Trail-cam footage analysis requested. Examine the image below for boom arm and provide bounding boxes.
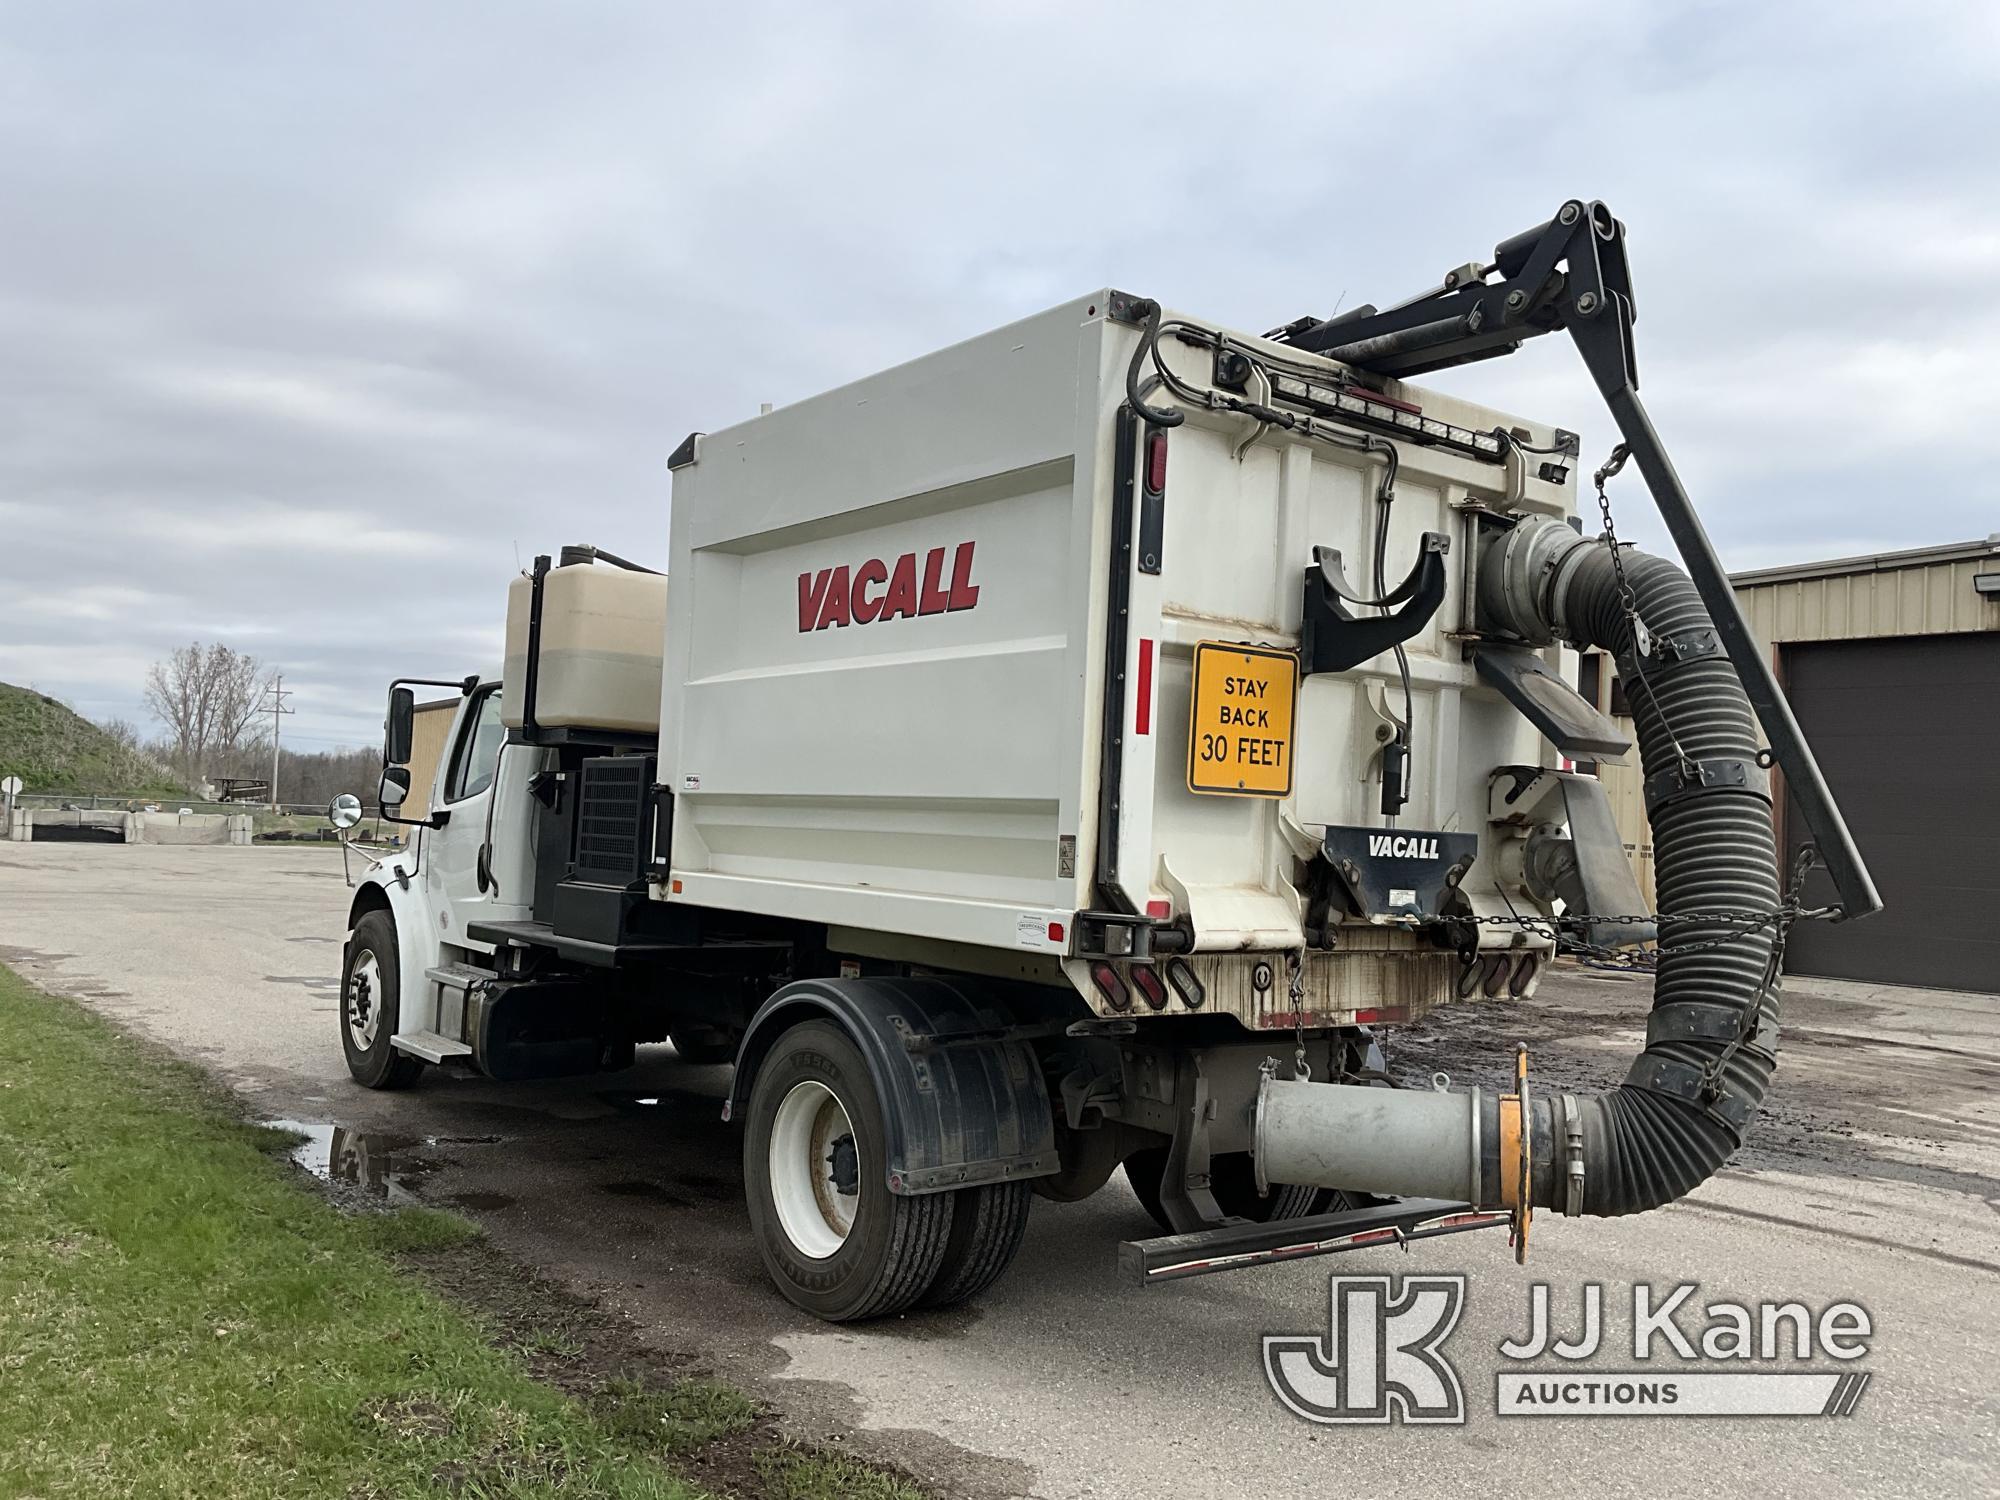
[1277,199,1880,920]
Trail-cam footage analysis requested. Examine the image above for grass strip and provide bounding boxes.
[0,962,719,1499]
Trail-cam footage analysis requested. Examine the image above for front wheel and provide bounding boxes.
[340,910,423,1090]
[743,1021,952,1321]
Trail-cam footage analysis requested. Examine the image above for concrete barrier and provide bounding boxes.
[133,811,253,846]
[11,809,252,845]
[13,809,136,842]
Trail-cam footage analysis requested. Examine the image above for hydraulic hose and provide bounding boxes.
[1256,520,1783,1218]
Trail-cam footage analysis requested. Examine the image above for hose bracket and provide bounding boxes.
[1624,1054,1756,1136]
[1642,754,1770,816]
[1301,534,1450,676]
[1639,627,1723,676]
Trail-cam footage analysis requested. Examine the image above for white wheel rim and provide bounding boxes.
[769,1080,860,1259]
[346,950,383,1050]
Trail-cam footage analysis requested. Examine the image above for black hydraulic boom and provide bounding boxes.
[1276,199,1881,921]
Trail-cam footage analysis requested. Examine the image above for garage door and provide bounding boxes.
[1782,632,2000,993]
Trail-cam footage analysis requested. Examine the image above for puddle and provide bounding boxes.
[268,1120,431,1203]
[0,944,76,967]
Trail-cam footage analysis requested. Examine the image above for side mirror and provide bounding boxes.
[327,792,363,830]
[385,686,416,766]
[378,766,411,811]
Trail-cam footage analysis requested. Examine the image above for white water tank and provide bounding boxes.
[502,563,669,734]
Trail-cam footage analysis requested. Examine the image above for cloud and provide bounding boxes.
[0,0,1995,749]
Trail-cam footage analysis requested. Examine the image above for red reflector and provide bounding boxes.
[1135,637,1154,736]
[1145,429,1168,493]
[1145,898,1170,918]
[1132,965,1168,1010]
[1047,921,1066,944]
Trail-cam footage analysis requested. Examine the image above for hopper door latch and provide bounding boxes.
[1301,532,1450,676]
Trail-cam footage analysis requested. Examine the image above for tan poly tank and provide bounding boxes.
[502,563,669,734]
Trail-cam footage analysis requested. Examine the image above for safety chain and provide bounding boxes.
[1288,950,1311,1081]
[1593,446,1697,782]
[1429,851,1835,974]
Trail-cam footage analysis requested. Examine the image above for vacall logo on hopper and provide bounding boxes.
[1366,833,1440,859]
[1264,1276,1874,1424]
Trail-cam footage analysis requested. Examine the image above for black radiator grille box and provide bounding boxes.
[574,755,650,885]
[548,754,677,948]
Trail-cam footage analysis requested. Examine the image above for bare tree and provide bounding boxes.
[143,643,270,787]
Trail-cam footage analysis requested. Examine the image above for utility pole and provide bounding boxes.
[262,675,294,810]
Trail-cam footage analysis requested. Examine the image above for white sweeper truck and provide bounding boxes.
[329,200,1878,1320]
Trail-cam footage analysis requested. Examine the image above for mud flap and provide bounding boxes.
[726,976,1059,1195]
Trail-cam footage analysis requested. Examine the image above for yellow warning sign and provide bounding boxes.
[1186,641,1298,797]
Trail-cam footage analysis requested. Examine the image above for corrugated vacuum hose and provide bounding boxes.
[1256,520,1810,1220]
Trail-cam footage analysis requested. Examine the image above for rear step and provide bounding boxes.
[390,1030,473,1063]
[1120,1198,1511,1285]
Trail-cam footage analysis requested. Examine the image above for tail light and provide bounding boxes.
[1131,965,1168,1011]
[1090,962,1131,1012]
[1144,428,1169,494]
[1165,958,1205,1009]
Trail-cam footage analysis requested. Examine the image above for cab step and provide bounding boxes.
[425,961,494,992]
[391,1030,473,1063]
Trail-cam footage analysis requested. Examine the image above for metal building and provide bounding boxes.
[1591,534,2000,993]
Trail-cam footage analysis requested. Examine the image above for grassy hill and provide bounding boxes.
[0,683,187,799]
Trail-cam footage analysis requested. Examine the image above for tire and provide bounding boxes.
[340,910,424,1090]
[743,1020,953,1322]
[917,1180,1032,1309]
[669,1027,737,1066]
[1123,1147,1329,1232]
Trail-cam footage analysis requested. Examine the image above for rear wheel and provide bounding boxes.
[918,1180,1032,1308]
[340,910,423,1090]
[744,1021,952,1321]
[1123,1146,1338,1232]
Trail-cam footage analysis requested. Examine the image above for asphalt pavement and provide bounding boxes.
[2,842,1995,1498]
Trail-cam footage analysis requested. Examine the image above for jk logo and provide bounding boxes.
[1264,1275,1468,1425]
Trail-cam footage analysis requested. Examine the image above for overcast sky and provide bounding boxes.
[3,1,1996,755]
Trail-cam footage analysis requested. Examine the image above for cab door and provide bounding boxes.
[427,683,532,945]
